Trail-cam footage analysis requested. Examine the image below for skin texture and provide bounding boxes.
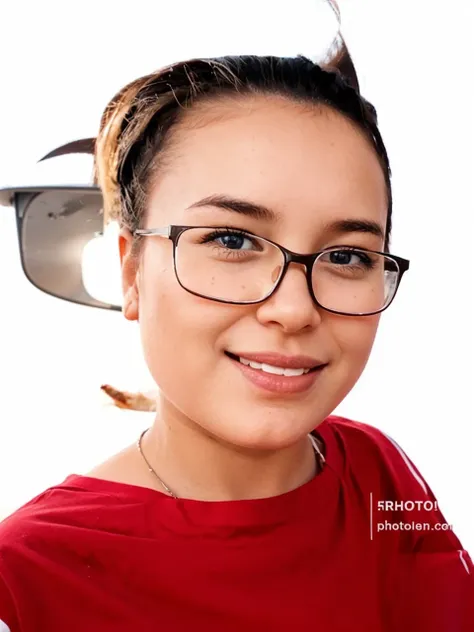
[92,96,388,501]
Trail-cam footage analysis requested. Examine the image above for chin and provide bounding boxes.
[100,372,338,450]
[201,405,323,451]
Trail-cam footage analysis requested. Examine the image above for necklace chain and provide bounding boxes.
[137,428,325,500]
[137,430,178,498]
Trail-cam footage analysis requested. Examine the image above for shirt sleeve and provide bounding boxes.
[329,417,474,631]
[389,436,473,631]
[363,423,474,631]
[0,572,16,632]
[378,430,470,551]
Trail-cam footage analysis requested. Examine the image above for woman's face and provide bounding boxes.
[120,96,388,449]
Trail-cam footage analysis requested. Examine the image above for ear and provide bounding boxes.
[119,227,140,321]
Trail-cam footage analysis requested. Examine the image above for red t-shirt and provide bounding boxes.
[0,416,472,632]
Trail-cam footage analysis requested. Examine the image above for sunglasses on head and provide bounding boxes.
[0,1,364,312]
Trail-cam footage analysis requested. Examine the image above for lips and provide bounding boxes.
[225,351,325,370]
[225,351,327,395]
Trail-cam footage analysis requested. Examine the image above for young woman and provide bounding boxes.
[0,52,472,631]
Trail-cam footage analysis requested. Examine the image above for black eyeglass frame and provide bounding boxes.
[135,224,410,317]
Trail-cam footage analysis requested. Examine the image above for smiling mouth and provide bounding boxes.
[225,352,324,377]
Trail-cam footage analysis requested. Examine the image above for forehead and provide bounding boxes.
[148,96,388,233]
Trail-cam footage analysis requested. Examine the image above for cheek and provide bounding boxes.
[331,315,380,369]
[137,262,238,388]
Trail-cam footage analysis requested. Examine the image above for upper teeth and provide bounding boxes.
[238,357,311,376]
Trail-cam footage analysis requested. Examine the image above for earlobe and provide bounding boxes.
[122,286,139,321]
[119,227,140,322]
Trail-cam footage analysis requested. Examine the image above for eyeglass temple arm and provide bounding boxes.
[134,227,171,238]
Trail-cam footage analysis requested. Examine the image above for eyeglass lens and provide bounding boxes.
[174,227,399,314]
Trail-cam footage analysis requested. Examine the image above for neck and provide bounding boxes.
[143,400,318,501]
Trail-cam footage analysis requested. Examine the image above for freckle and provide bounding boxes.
[271,266,281,283]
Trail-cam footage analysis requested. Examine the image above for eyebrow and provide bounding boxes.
[324,218,385,241]
[187,194,385,240]
[187,194,278,221]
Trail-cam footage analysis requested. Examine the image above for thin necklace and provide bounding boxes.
[137,428,325,500]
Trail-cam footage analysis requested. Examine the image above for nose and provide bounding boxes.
[255,262,322,333]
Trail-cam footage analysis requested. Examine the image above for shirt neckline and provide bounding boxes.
[63,418,342,527]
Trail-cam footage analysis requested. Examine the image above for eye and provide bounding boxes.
[324,249,375,268]
[215,232,254,250]
[200,229,261,251]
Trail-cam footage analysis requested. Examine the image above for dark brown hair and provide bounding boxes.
[95,50,392,249]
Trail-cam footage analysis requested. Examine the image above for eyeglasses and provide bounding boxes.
[134,225,410,316]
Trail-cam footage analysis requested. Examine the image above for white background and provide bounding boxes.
[0,0,473,550]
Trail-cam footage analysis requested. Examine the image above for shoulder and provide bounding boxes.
[0,485,64,631]
[0,476,155,630]
[322,416,471,557]
[322,414,431,496]
[0,475,138,574]
[0,476,144,629]
[0,478,88,558]
[0,473,149,541]
[323,419,474,623]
